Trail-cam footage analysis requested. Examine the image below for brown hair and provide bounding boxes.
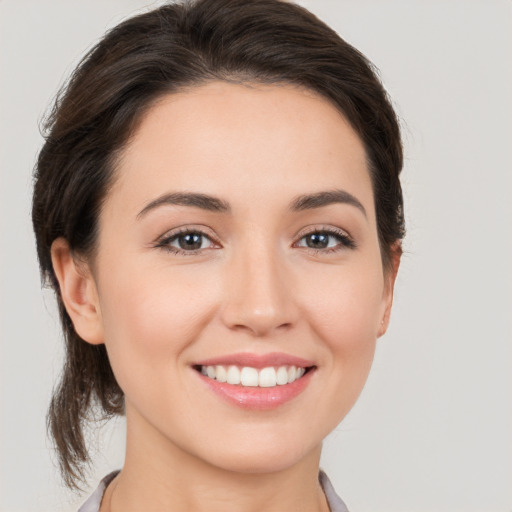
[32,0,404,490]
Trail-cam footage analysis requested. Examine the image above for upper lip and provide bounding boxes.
[193,352,315,369]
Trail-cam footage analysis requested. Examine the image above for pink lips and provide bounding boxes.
[193,352,316,410]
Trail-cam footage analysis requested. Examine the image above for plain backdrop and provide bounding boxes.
[1,1,511,511]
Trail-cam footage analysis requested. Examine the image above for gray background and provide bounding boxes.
[1,1,511,511]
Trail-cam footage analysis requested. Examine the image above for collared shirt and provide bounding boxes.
[78,469,349,511]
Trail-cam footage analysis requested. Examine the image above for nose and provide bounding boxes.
[220,242,298,337]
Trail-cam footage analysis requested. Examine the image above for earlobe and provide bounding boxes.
[50,238,104,345]
[377,243,402,338]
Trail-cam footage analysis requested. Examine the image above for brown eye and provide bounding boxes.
[296,229,356,252]
[157,230,217,254]
[304,232,330,249]
[175,232,204,250]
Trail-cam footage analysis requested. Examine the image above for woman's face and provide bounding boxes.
[80,81,396,473]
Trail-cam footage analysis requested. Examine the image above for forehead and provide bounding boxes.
[109,81,374,218]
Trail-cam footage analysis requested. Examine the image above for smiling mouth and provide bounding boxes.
[193,364,315,388]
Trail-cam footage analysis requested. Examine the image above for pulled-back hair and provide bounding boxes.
[32,0,404,490]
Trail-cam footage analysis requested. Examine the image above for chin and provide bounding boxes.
[194,434,322,475]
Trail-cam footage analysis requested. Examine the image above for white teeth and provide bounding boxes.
[199,364,309,387]
[276,366,289,385]
[226,365,241,385]
[240,367,259,387]
[259,367,276,387]
[215,365,227,383]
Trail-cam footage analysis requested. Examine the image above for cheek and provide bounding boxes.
[96,265,218,378]
[302,263,384,392]
[305,262,385,343]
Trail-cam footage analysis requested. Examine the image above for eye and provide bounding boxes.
[295,228,356,252]
[155,229,218,255]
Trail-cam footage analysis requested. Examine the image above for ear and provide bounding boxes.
[377,243,402,338]
[51,237,104,345]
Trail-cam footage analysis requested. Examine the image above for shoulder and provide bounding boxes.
[319,470,350,512]
[77,470,120,512]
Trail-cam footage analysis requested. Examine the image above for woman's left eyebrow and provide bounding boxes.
[289,189,367,218]
[136,188,366,219]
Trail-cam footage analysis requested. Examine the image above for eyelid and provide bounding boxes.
[154,225,222,254]
[293,225,356,251]
[153,223,356,256]
[294,224,351,240]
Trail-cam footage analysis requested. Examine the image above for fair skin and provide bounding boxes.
[52,81,399,512]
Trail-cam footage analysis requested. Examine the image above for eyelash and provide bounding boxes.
[154,227,219,256]
[295,227,356,253]
[154,226,356,256]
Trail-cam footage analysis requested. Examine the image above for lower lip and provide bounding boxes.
[196,369,314,410]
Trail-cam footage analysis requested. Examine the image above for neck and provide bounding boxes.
[106,405,329,512]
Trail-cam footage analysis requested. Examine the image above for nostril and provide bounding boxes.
[229,320,294,338]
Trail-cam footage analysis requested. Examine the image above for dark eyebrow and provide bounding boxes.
[137,192,231,219]
[289,189,367,217]
[137,188,366,219]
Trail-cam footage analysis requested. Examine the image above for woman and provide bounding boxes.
[32,0,404,510]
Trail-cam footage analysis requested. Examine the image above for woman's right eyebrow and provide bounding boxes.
[137,192,231,219]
